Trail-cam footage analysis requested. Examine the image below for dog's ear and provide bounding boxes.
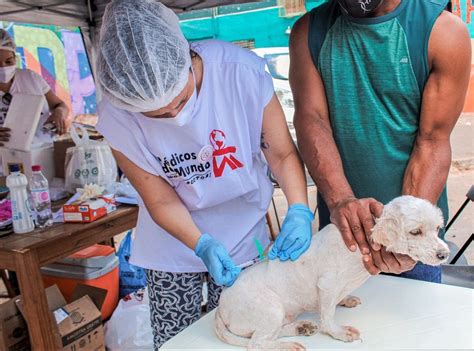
[371,207,402,248]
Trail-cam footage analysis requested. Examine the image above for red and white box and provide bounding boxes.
[63,196,116,223]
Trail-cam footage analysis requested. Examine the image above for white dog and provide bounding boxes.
[215,196,450,350]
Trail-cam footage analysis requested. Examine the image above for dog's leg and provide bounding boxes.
[318,283,360,342]
[279,320,319,337]
[247,320,306,351]
[338,295,362,308]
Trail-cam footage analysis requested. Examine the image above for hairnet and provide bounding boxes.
[97,0,191,112]
[0,29,16,53]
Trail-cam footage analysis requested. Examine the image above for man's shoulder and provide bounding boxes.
[429,10,471,62]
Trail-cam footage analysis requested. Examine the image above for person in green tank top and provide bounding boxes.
[290,0,471,283]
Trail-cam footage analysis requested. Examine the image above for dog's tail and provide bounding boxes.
[214,307,250,347]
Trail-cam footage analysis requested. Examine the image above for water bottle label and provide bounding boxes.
[32,188,50,203]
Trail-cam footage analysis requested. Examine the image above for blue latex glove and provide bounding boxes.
[268,204,314,261]
[195,233,242,287]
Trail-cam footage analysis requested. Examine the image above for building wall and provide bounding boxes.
[0,22,96,116]
[179,0,324,48]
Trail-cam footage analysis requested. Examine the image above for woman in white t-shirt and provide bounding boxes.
[97,1,313,348]
[0,29,70,145]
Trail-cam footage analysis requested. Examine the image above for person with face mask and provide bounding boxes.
[0,29,70,146]
[96,1,312,348]
[291,0,471,282]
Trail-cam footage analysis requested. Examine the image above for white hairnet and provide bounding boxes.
[0,29,16,53]
[97,0,191,112]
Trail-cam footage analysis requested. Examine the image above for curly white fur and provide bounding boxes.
[214,196,450,350]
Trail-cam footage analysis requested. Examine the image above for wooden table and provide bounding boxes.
[0,205,138,350]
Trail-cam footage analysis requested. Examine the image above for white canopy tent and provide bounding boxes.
[0,0,261,79]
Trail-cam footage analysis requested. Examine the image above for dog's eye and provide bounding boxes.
[409,229,422,236]
[436,226,441,231]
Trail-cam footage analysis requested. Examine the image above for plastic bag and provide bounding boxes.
[104,288,153,350]
[65,124,118,193]
[118,231,147,298]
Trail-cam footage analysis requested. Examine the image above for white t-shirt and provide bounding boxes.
[97,40,275,272]
[0,68,51,143]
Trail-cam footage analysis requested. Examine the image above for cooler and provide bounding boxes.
[41,244,119,319]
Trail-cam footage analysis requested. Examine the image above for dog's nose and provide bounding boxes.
[436,250,448,261]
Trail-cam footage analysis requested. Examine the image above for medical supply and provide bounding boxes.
[6,165,34,234]
[97,0,191,112]
[30,165,53,228]
[63,194,116,223]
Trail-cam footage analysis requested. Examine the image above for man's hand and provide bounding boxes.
[329,197,384,254]
[363,248,416,275]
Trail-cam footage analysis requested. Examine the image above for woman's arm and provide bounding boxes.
[112,148,201,249]
[262,94,314,262]
[45,90,70,135]
[261,94,308,206]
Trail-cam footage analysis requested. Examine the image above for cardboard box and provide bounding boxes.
[15,284,106,351]
[63,196,116,223]
[0,299,30,351]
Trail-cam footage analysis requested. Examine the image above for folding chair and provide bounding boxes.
[441,185,474,288]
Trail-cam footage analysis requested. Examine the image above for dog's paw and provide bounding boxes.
[335,326,360,342]
[296,321,319,336]
[338,295,362,308]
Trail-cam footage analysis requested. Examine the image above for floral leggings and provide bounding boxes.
[146,270,223,350]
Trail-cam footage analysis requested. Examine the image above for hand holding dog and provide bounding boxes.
[195,233,241,287]
[363,248,416,275]
[329,197,384,255]
[269,204,314,261]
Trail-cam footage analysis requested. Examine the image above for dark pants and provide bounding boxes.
[146,270,223,350]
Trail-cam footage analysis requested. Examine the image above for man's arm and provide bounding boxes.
[403,12,471,202]
[290,14,382,257]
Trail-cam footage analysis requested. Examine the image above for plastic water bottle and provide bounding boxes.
[6,165,35,234]
[30,165,53,228]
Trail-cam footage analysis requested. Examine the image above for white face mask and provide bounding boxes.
[157,75,198,127]
[0,65,15,83]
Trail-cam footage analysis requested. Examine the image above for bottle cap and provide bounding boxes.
[32,165,41,172]
[9,164,20,173]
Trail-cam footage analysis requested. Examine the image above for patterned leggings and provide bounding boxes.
[146,270,224,350]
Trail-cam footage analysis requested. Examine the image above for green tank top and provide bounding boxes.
[308,0,449,235]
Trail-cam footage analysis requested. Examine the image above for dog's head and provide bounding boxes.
[371,196,450,266]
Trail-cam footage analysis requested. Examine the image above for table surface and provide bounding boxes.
[162,275,474,350]
[0,205,137,254]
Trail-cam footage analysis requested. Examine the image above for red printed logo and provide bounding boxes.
[209,129,244,177]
